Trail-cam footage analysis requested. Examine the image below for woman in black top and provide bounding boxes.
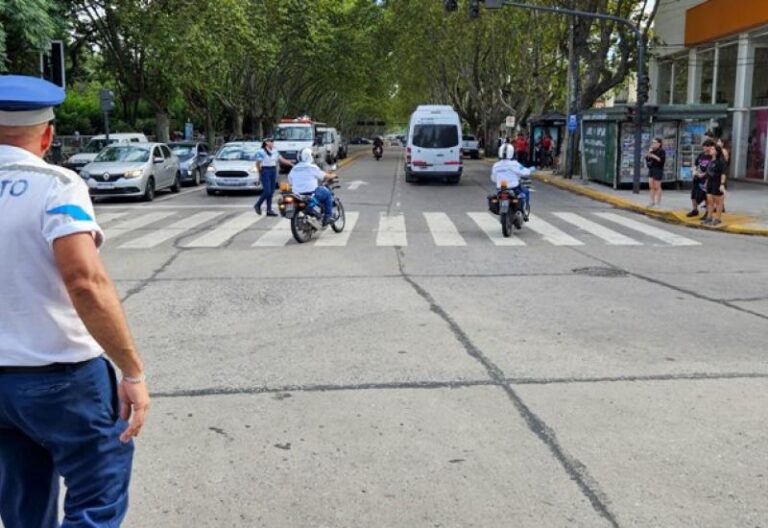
[645,137,666,207]
[701,139,727,226]
[687,150,710,217]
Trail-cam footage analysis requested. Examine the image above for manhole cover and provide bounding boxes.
[571,266,628,278]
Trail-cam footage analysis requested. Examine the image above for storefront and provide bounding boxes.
[650,0,768,182]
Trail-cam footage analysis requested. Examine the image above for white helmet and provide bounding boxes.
[498,143,515,160]
[299,147,314,163]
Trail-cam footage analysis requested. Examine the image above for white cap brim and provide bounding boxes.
[0,108,55,126]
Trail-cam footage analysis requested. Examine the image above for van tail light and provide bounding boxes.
[412,160,429,167]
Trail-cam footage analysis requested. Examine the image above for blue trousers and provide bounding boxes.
[256,167,277,212]
[0,357,134,528]
[313,186,334,220]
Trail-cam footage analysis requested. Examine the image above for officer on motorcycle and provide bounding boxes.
[372,136,384,157]
[491,144,533,220]
[288,147,335,226]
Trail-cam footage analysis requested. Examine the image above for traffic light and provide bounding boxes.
[444,0,458,12]
[637,75,650,104]
[469,0,480,18]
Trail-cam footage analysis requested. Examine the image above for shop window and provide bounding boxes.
[656,62,672,104]
[746,109,768,180]
[716,43,737,107]
[751,45,768,107]
[673,59,688,104]
[698,49,715,104]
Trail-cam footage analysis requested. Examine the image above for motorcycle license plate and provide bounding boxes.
[500,199,510,213]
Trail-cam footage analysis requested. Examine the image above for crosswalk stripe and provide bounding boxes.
[105,212,177,241]
[552,212,641,246]
[315,212,360,246]
[95,212,129,225]
[119,212,223,249]
[467,212,526,246]
[182,212,262,248]
[252,217,293,247]
[376,213,407,246]
[525,216,584,246]
[594,212,701,246]
[424,212,466,246]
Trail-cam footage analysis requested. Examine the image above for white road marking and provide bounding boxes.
[182,212,262,248]
[376,213,407,246]
[552,212,641,246]
[95,212,129,224]
[152,187,205,202]
[104,212,177,241]
[467,212,525,246]
[252,217,293,247]
[424,212,466,246]
[525,216,584,246]
[119,212,223,249]
[315,212,360,246]
[594,212,701,246]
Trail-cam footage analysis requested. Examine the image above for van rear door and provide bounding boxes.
[410,121,461,174]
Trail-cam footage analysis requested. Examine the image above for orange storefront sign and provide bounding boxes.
[685,0,768,46]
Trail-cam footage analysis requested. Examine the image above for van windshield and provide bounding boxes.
[274,126,313,141]
[82,138,117,154]
[412,125,459,149]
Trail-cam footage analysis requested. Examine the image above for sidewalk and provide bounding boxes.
[533,171,768,236]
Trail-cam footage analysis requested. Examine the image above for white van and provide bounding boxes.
[404,105,463,184]
[65,133,148,173]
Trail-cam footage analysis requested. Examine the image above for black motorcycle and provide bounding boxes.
[277,170,346,243]
[373,144,383,161]
[487,178,531,237]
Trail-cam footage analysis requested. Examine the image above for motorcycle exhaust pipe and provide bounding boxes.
[307,217,322,230]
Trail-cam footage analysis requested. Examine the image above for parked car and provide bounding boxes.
[317,126,341,164]
[462,134,481,159]
[205,141,262,195]
[81,143,181,201]
[350,137,372,144]
[64,133,148,173]
[169,141,212,186]
[337,134,348,159]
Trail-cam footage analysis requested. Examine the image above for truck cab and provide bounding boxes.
[273,118,325,172]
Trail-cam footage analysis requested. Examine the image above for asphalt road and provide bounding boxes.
[89,147,768,527]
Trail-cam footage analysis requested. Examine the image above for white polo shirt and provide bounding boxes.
[0,145,104,366]
[257,148,280,168]
[288,162,324,194]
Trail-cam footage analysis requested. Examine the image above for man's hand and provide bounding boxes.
[118,380,150,443]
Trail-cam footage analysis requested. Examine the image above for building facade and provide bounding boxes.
[650,0,768,181]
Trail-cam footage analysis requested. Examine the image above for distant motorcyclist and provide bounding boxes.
[372,136,384,158]
[288,147,335,226]
[491,144,533,220]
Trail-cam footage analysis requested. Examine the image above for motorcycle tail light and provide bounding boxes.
[284,196,294,203]
[298,202,306,209]
[491,198,498,203]
[500,192,509,199]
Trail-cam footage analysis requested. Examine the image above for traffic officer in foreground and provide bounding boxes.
[0,75,149,527]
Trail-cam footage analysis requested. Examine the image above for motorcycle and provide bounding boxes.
[373,144,383,161]
[487,177,531,237]
[277,167,346,244]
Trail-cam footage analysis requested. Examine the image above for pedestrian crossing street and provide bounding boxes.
[95,209,703,250]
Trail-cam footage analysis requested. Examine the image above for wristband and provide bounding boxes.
[122,373,146,384]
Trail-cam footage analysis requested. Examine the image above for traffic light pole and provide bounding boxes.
[493,1,647,193]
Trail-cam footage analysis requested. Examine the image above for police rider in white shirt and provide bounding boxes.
[288,147,335,225]
[491,143,533,220]
[0,75,149,527]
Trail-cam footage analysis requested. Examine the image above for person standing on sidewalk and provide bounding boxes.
[702,138,727,226]
[645,137,666,207]
[0,75,150,527]
[687,148,711,217]
[717,136,730,213]
[513,132,529,166]
[254,137,293,216]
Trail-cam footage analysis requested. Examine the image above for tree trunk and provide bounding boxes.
[155,111,170,143]
[231,110,244,139]
[205,110,216,148]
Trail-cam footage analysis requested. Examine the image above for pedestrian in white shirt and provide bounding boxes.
[0,75,149,527]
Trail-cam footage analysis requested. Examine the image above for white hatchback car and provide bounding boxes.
[205,142,263,195]
[81,143,181,201]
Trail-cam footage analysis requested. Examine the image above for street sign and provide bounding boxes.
[99,89,114,113]
[505,115,516,128]
[568,114,578,132]
[184,122,193,140]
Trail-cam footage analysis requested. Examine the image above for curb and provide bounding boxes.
[532,172,768,237]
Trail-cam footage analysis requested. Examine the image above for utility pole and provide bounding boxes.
[566,4,575,179]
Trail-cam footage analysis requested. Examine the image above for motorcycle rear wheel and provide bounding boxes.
[500,212,512,237]
[291,211,314,243]
[513,211,524,230]
[331,198,346,233]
